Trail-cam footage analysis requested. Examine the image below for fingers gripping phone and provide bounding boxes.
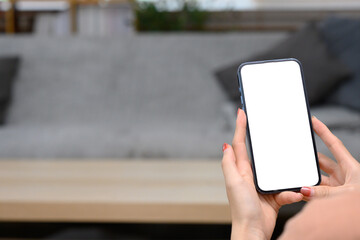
[237,59,321,194]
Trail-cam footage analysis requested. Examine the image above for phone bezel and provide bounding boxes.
[237,58,321,194]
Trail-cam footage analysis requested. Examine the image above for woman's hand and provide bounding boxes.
[222,109,303,240]
[300,116,360,199]
[279,116,360,240]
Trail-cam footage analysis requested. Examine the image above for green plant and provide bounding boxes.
[134,0,208,31]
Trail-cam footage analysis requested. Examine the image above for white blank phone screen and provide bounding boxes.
[240,60,319,192]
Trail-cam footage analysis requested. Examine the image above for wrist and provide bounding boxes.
[231,220,267,240]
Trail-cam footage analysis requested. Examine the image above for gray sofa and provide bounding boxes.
[0,33,359,160]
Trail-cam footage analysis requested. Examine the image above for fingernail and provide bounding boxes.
[222,143,229,152]
[312,115,317,119]
[237,108,240,116]
[301,187,314,197]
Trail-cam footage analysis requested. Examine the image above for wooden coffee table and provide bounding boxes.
[0,160,230,223]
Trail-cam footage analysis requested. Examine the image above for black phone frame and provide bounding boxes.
[237,58,321,194]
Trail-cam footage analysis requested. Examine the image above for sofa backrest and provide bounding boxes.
[0,33,287,128]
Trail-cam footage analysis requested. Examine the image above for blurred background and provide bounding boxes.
[0,0,360,239]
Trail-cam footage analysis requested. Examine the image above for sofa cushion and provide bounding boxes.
[311,105,360,129]
[0,123,233,158]
[0,56,20,125]
[320,17,360,111]
[5,34,286,127]
[214,23,351,106]
[315,128,360,161]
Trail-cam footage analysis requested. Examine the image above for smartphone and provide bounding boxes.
[237,58,321,194]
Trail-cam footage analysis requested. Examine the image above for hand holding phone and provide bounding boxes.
[222,110,360,240]
[223,62,360,238]
[222,109,304,240]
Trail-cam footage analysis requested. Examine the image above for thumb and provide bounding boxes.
[301,186,339,199]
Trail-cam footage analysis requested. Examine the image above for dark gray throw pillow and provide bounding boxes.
[214,23,352,106]
[0,56,20,125]
[319,17,360,111]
